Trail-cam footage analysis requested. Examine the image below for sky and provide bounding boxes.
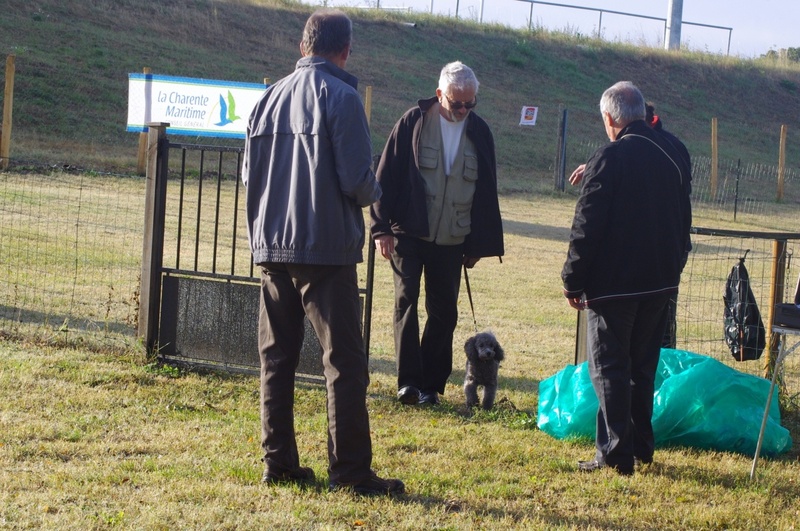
[306,0,800,58]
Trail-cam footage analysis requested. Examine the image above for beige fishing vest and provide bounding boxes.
[418,106,478,245]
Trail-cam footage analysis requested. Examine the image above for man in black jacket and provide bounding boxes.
[371,61,504,406]
[561,81,692,475]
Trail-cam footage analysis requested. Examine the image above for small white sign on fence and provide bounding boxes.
[127,73,267,138]
[519,105,538,126]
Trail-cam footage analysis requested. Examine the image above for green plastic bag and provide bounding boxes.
[537,348,792,456]
[535,361,596,441]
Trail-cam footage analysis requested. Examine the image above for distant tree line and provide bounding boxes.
[762,47,800,62]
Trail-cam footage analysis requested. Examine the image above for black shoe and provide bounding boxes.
[397,386,420,405]
[330,472,405,496]
[578,459,633,476]
[418,390,440,405]
[634,456,653,467]
[262,466,315,485]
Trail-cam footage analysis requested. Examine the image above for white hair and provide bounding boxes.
[438,61,479,95]
[600,81,645,123]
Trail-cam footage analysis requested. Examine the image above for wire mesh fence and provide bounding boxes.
[678,231,800,408]
[691,157,800,217]
[1,166,798,403]
[0,172,143,350]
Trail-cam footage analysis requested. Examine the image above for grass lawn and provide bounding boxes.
[2,193,800,529]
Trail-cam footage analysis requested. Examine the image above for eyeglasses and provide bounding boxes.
[444,94,478,110]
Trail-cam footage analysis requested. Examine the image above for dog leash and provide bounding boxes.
[463,264,479,334]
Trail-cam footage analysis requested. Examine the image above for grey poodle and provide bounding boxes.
[463,331,505,410]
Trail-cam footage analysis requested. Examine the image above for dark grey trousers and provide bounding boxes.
[258,262,372,484]
[585,293,671,471]
[391,237,464,395]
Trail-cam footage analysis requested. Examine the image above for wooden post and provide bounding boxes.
[764,239,787,379]
[1,54,15,171]
[138,122,170,354]
[777,124,787,201]
[136,67,152,176]
[711,117,718,201]
[364,85,372,125]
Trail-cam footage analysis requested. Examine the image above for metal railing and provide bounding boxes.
[312,1,733,54]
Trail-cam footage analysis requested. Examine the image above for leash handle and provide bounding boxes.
[463,264,479,334]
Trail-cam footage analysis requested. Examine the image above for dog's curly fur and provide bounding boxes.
[463,331,505,410]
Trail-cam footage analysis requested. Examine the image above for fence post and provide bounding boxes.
[363,85,374,356]
[138,122,170,354]
[528,1,534,31]
[733,159,741,221]
[554,108,568,191]
[777,124,787,201]
[764,239,787,379]
[574,310,587,364]
[1,54,15,171]
[597,11,603,39]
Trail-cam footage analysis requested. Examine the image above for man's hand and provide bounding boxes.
[463,256,480,269]
[563,289,586,310]
[375,235,395,260]
[569,164,586,186]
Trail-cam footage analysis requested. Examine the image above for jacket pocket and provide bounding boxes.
[419,146,439,169]
[449,201,472,237]
[462,153,478,182]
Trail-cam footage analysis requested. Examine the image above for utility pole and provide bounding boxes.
[665,0,683,51]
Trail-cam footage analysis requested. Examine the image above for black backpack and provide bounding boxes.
[723,252,766,361]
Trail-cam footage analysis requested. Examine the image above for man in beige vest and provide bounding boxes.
[370,61,504,406]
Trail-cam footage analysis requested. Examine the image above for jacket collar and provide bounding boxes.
[295,55,359,90]
[616,119,650,140]
[417,96,438,113]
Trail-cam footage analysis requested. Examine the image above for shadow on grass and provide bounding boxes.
[0,304,135,336]
[368,354,541,397]
[503,219,571,241]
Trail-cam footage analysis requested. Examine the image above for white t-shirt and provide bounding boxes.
[440,115,467,176]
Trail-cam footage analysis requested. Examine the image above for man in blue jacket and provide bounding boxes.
[562,81,692,475]
[242,9,403,496]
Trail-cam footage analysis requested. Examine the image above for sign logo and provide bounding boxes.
[214,91,242,126]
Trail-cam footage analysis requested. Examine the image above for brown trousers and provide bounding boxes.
[258,262,372,484]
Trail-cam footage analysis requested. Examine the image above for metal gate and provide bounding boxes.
[137,124,375,381]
